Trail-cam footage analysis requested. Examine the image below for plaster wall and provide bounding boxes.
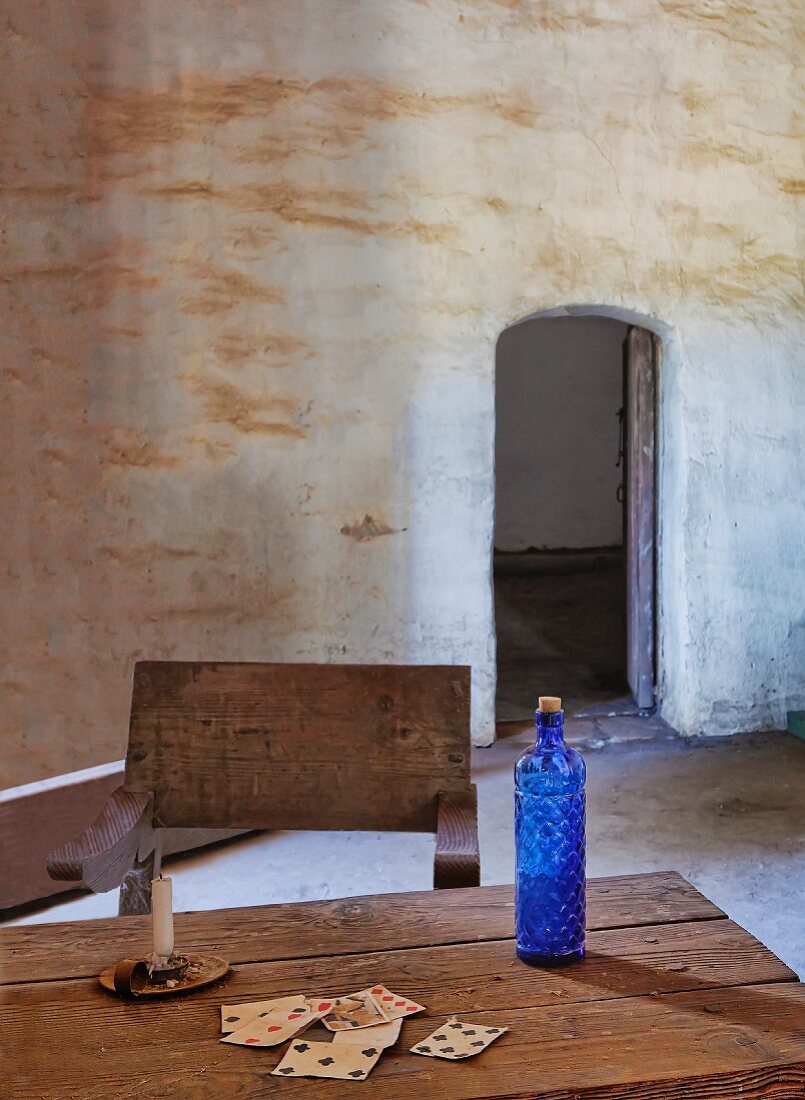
[1,1,803,785]
[495,316,625,550]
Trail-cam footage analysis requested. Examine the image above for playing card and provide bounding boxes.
[305,995,344,1018]
[410,1018,507,1060]
[300,1022,336,1043]
[321,988,389,1031]
[332,1016,403,1049]
[221,996,338,1047]
[272,1039,383,1080]
[366,985,426,1021]
[220,996,300,1034]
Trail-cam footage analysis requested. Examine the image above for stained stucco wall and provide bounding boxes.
[495,316,626,550]
[2,1,803,785]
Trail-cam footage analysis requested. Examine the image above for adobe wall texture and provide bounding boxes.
[2,1,802,784]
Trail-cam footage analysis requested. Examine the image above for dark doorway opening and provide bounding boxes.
[494,314,657,721]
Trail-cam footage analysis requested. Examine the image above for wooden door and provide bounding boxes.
[625,327,657,709]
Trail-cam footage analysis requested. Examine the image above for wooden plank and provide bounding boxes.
[626,326,656,709]
[0,764,245,913]
[0,872,724,984]
[392,985,805,1100]
[162,918,800,1015]
[0,762,123,910]
[5,978,803,1098]
[0,761,244,913]
[434,786,480,888]
[45,788,152,892]
[125,662,472,831]
[3,916,794,1021]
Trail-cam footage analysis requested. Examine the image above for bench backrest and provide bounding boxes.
[124,662,472,831]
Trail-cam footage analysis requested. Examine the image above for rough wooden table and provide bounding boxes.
[3,872,804,1098]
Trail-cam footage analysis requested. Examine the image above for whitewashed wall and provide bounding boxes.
[1,0,803,784]
[495,316,625,550]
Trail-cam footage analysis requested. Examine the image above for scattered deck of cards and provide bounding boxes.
[220,984,507,1081]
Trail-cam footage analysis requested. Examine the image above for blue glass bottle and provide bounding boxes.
[515,696,586,965]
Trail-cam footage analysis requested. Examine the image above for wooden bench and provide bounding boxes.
[46,662,479,914]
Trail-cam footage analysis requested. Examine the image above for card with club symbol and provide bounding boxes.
[411,1018,507,1059]
[220,995,301,1034]
[221,996,339,1047]
[272,1038,383,1080]
[321,988,390,1031]
[366,985,426,1021]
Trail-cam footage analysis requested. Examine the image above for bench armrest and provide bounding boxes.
[46,787,153,894]
[434,786,480,889]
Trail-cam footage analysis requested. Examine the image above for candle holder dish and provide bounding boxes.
[99,953,230,998]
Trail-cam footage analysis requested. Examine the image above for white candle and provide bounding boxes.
[151,876,174,961]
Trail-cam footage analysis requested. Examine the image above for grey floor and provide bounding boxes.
[14,730,805,979]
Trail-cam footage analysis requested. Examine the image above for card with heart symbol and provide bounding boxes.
[321,988,390,1031]
[410,1017,507,1060]
[366,985,426,1022]
[272,1039,383,1080]
[221,996,338,1047]
[332,1016,403,1049]
[220,996,300,1034]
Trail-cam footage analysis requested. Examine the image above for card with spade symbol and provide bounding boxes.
[410,1017,507,1059]
[272,1039,383,1080]
[321,988,389,1031]
[366,985,426,1021]
[221,996,338,1047]
[220,995,300,1034]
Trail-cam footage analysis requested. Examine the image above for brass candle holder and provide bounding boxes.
[100,952,230,998]
[98,837,230,998]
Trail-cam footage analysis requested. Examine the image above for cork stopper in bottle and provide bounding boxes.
[539,696,562,713]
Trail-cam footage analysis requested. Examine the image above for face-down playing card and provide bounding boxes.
[221,996,339,1047]
[272,1039,383,1080]
[411,1018,507,1059]
[321,989,389,1031]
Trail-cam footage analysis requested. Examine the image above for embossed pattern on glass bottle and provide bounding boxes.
[514,706,586,963]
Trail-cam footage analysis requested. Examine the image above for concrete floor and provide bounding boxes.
[13,730,805,980]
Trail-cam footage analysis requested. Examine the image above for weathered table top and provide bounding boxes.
[3,871,804,1098]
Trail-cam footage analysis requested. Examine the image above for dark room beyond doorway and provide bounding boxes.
[495,313,653,721]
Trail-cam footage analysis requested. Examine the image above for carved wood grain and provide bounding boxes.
[626,326,657,709]
[45,787,152,893]
[434,786,480,888]
[0,872,723,985]
[3,881,802,1100]
[125,662,472,831]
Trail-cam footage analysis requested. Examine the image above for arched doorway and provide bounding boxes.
[494,307,660,720]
